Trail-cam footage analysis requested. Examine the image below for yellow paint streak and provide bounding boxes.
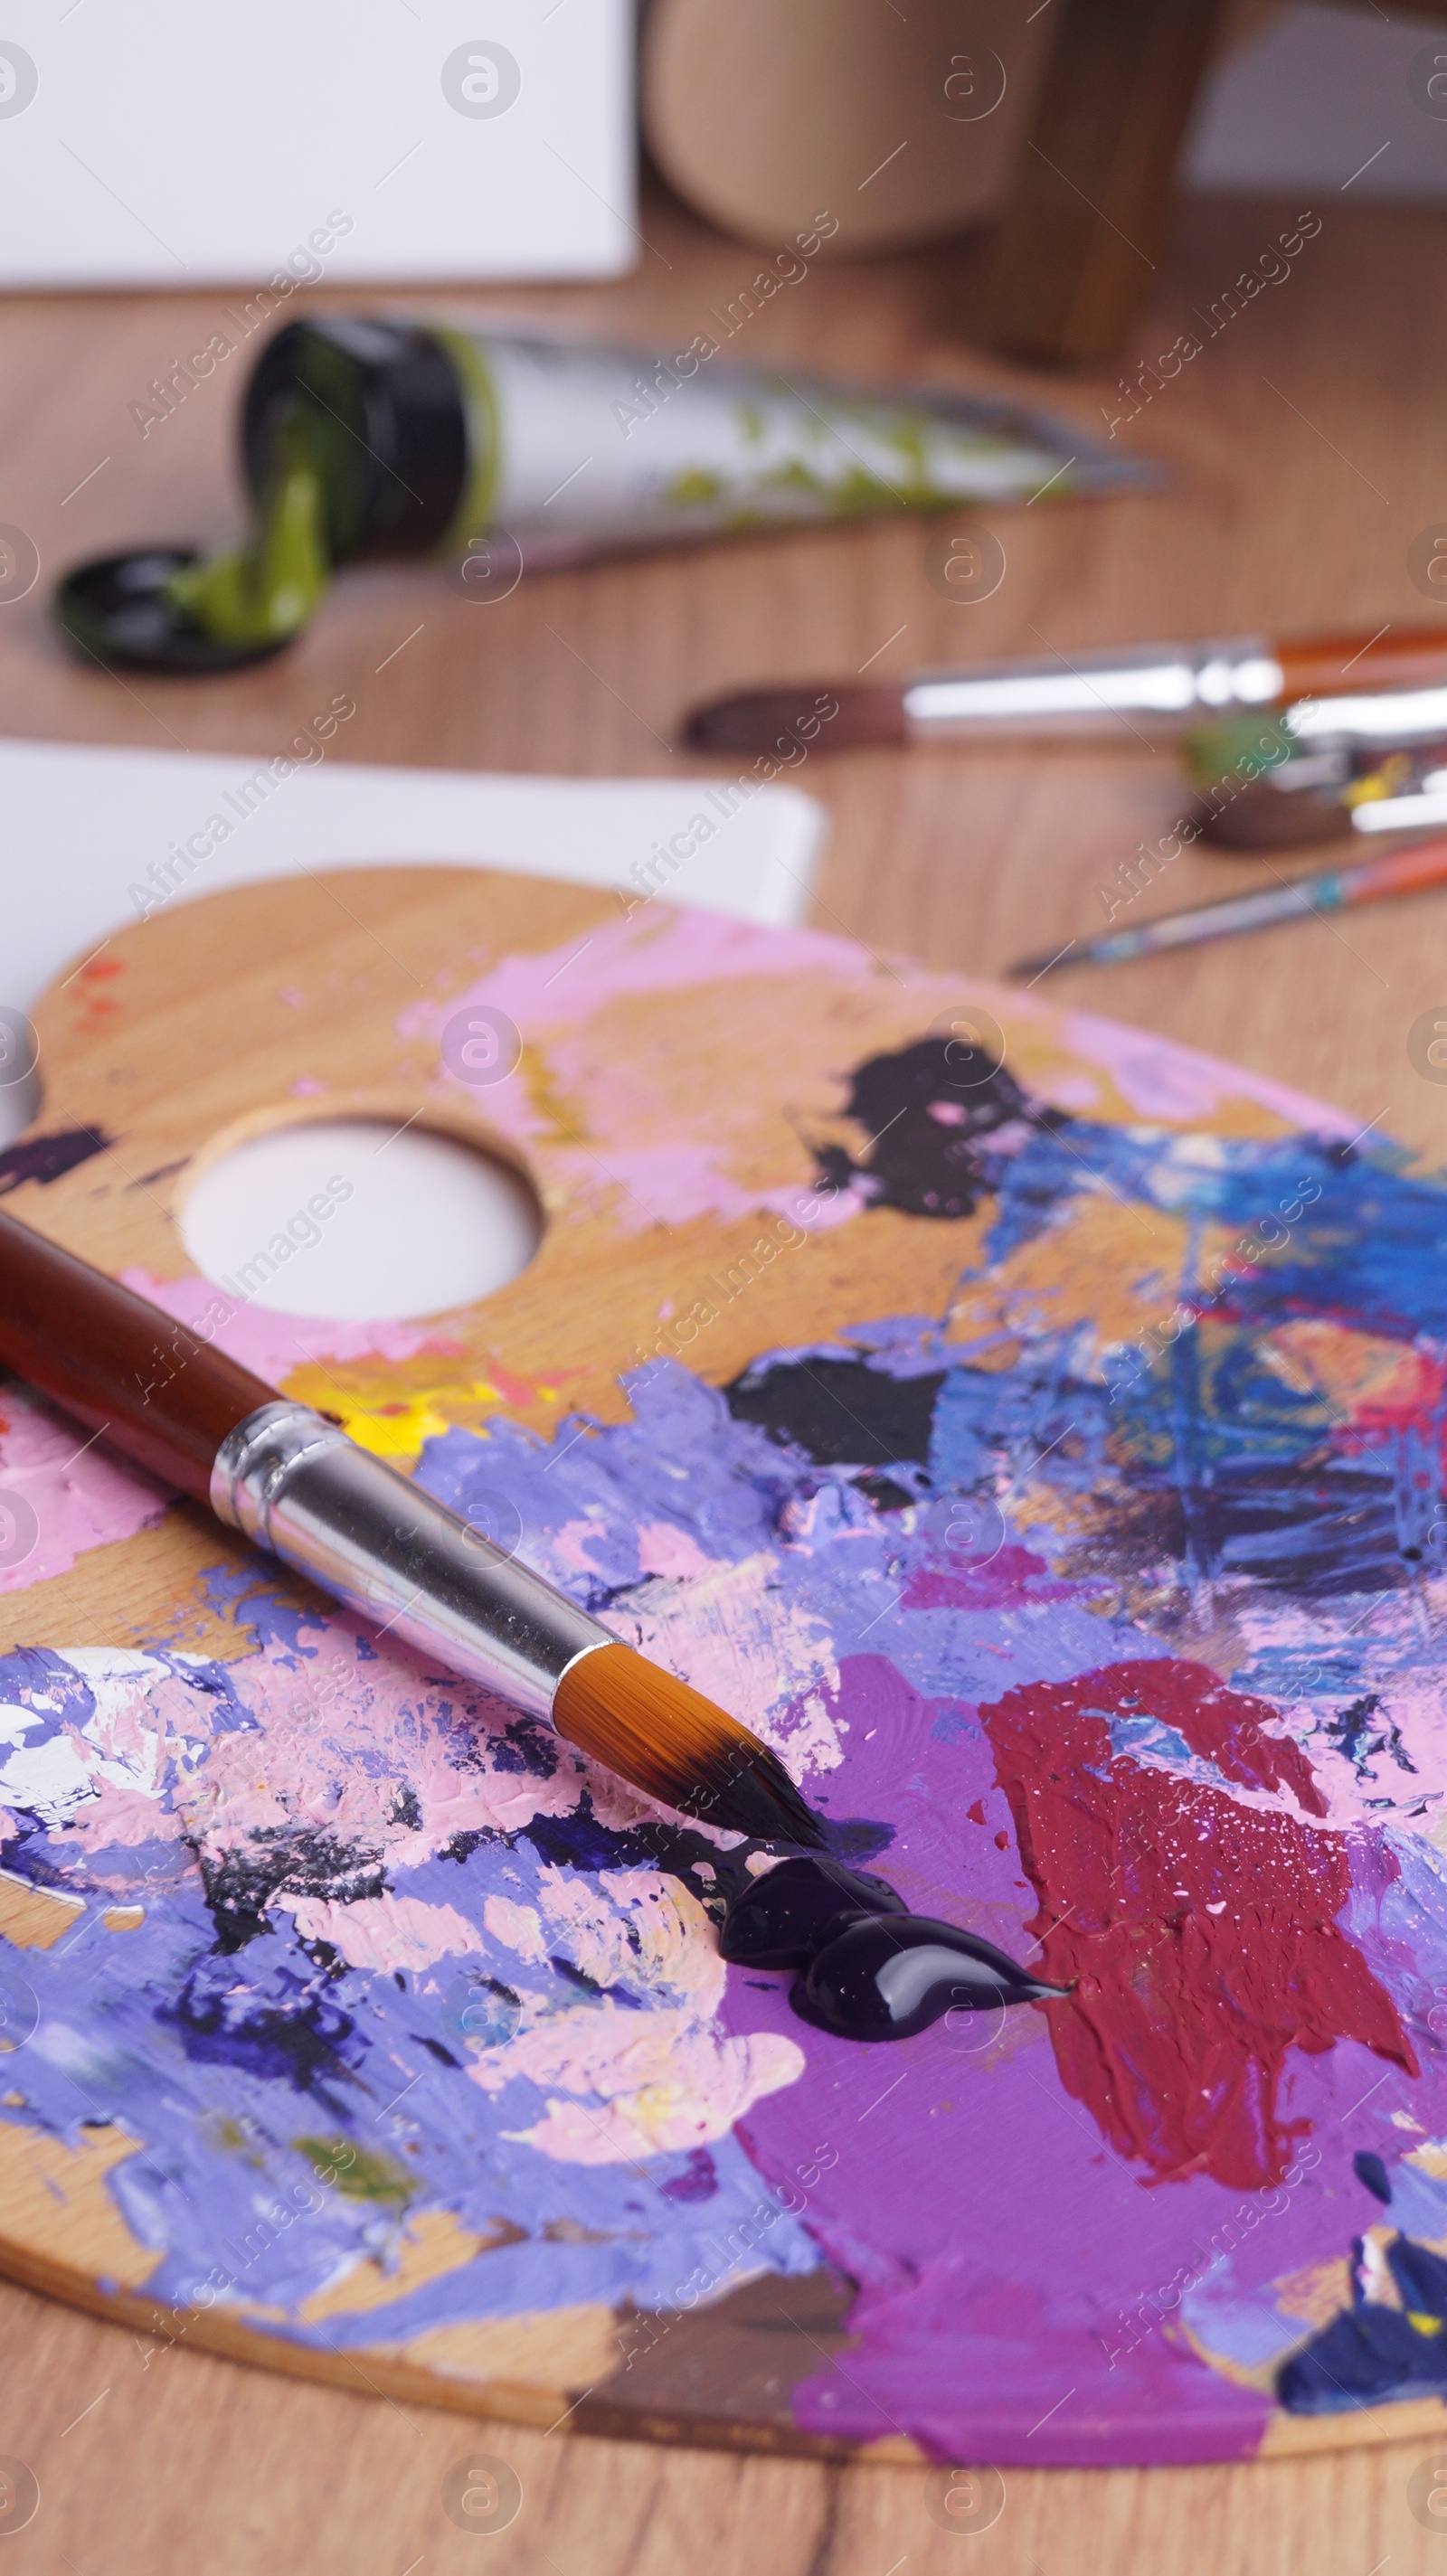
[281,1353,567,1462]
[515,1038,593,1149]
[345,1405,455,1461]
[0,1872,84,1950]
[1007,1480,1110,1543]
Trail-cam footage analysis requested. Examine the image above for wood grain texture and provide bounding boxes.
[3,175,1447,2575]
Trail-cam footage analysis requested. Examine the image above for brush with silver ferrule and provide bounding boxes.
[1190,734,1447,852]
[0,1208,823,1848]
[682,627,1447,756]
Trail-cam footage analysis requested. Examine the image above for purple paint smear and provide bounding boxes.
[0,1124,110,1196]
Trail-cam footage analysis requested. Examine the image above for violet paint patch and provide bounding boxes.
[0,1125,111,1197]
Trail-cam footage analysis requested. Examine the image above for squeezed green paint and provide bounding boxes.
[667,467,726,509]
[295,2135,417,2206]
[166,425,333,649]
[1183,716,1295,788]
[689,392,1080,528]
[212,2115,264,2163]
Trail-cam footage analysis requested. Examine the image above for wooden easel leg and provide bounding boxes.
[972,0,1230,366]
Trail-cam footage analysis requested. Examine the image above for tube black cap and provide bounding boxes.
[241,316,468,564]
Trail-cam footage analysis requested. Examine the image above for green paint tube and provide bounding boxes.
[56,316,1158,672]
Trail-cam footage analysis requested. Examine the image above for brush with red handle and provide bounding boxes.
[0,1208,822,1848]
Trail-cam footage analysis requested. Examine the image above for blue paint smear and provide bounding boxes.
[1278,2154,1447,2414]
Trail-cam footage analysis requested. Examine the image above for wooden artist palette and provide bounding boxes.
[5,863,1447,2466]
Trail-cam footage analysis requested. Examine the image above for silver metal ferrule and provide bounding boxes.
[902,638,1284,740]
[1284,684,1447,750]
[210,1400,610,1722]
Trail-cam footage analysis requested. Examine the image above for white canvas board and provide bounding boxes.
[0,0,637,288]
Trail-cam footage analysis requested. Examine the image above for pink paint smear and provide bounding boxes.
[1061,1008,1357,1135]
[119,1269,450,1388]
[0,1383,171,1594]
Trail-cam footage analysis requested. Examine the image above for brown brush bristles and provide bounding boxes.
[682,682,906,757]
[552,1644,823,1846]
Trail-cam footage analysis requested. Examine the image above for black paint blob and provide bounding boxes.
[724,1354,944,1471]
[198,1826,385,1954]
[718,1858,1070,2045]
[165,1951,356,2091]
[791,1914,1070,2043]
[815,1034,1067,1222]
[719,1855,906,1971]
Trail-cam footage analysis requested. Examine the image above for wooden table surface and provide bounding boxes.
[3,175,1447,2576]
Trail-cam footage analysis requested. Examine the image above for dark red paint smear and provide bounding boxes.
[978,1657,1416,2189]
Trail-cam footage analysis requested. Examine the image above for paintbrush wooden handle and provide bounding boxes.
[0,1208,274,1499]
[0,1213,819,1844]
[1278,628,1447,697]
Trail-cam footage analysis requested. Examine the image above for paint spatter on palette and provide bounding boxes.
[725,1350,943,1489]
[14,1017,1447,2459]
[0,1125,110,1196]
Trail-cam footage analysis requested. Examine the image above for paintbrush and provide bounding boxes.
[1008,835,1447,981]
[684,629,1447,755]
[1188,732,1447,852]
[0,1209,822,1848]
